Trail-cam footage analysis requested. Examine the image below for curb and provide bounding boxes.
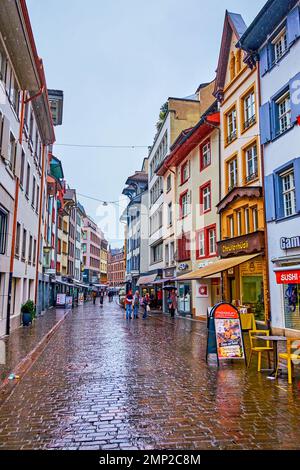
[0,309,70,408]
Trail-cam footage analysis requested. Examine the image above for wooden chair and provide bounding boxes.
[248,330,273,372]
[275,338,300,384]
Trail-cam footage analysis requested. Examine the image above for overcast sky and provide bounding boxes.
[27,0,265,247]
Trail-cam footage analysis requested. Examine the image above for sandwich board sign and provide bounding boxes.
[206,302,246,366]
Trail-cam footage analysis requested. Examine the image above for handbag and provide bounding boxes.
[146,305,151,312]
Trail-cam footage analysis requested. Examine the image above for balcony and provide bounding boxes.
[245,171,258,184]
[243,115,256,130]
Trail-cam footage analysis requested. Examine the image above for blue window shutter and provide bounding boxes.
[264,174,276,222]
[287,7,300,46]
[289,72,300,123]
[294,158,300,213]
[259,102,272,144]
[274,172,285,219]
[260,45,269,77]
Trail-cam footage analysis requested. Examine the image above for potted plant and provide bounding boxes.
[21,300,36,326]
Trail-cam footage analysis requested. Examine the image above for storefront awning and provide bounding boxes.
[152,277,176,285]
[136,274,157,286]
[176,254,262,281]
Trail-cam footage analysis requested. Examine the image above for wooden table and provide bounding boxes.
[255,336,287,378]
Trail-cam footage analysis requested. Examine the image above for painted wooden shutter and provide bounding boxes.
[259,102,272,144]
[287,6,300,46]
[289,72,300,123]
[259,45,269,77]
[264,174,276,222]
[1,116,10,162]
[294,157,300,214]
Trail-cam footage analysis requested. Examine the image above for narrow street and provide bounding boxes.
[0,300,300,451]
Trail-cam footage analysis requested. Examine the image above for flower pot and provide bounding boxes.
[22,312,32,326]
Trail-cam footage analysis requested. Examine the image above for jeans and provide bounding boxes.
[133,304,139,318]
[143,305,147,319]
[126,304,132,319]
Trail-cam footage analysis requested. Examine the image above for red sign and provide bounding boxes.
[276,270,300,284]
[214,303,239,319]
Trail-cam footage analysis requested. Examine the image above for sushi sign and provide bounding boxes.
[206,302,246,365]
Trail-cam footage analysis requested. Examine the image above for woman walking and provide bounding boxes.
[142,293,150,319]
[168,289,177,318]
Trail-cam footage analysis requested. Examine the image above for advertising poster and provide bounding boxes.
[78,293,84,305]
[66,296,73,308]
[213,303,245,361]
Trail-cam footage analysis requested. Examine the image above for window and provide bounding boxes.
[228,215,234,238]
[237,211,242,236]
[180,191,189,218]
[29,110,34,146]
[31,176,36,208]
[181,161,190,184]
[200,140,211,170]
[15,222,21,257]
[0,207,8,255]
[167,202,173,226]
[165,244,169,266]
[8,132,17,171]
[28,235,33,264]
[243,90,256,130]
[178,232,190,261]
[252,207,259,231]
[197,230,205,258]
[226,107,237,144]
[200,183,211,214]
[245,208,250,234]
[281,169,296,217]
[25,163,30,198]
[277,92,291,135]
[196,225,217,258]
[33,239,37,265]
[166,174,171,192]
[245,143,258,182]
[227,157,238,191]
[170,242,175,265]
[150,178,163,205]
[22,228,27,260]
[208,227,217,255]
[274,30,288,62]
[20,150,25,187]
[36,185,39,214]
[151,242,163,264]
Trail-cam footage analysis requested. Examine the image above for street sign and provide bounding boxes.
[206,302,246,366]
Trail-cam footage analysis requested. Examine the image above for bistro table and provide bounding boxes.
[255,335,287,379]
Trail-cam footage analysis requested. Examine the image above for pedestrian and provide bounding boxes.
[99,290,104,308]
[133,290,140,319]
[157,289,162,310]
[125,290,133,319]
[92,290,97,305]
[168,289,177,318]
[142,293,150,319]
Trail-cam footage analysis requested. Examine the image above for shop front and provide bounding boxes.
[274,265,300,331]
[176,262,193,316]
[217,231,267,322]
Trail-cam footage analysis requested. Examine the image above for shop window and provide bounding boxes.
[200,139,211,171]
[242,275,265,321]
[283,284,300,330]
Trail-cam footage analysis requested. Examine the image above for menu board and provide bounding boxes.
[56,293,66,307]
[66,296,73,308]
[214,304,245,360]
[206,302,246,365]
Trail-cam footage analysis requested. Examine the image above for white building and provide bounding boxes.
[0,1,55,336]
[239,0,300,334]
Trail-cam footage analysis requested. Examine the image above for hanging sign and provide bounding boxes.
[206,302,246,365]
[275,269,300,284]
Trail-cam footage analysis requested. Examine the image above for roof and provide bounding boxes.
[237,0,299,52]
[217,186,262,213]
[63,189,77,202]
[214,11,247,98]
[125,171,148,185]
[77,201,86,216]
[156,102,219,175]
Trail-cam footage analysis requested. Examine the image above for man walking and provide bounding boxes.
[133,290,140,319]
[125,290,133,319]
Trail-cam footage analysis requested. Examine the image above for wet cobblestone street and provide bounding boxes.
[0,300,300,450]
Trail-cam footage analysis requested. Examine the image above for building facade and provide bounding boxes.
[239,0,300,333]
[107,247,125,288]
[82,215,101,285]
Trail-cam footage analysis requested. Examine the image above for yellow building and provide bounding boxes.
[214,11,268,323]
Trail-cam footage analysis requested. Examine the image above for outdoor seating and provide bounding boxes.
[275,338,300,384]
[248,330,272,372]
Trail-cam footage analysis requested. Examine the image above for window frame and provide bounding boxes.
[199,181,211,215]
[200,139,211,171]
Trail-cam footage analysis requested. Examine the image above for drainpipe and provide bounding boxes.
[257,60,271,329]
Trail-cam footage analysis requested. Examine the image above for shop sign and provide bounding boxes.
[196,284,209,298]
[178,263,189,271]
[280,236,300,250]
[206,302,246,365]
[164,268,175,278]
[275,270,300,284]
[218,232,264,258]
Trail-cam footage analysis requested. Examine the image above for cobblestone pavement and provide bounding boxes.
[0,300,300,450]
